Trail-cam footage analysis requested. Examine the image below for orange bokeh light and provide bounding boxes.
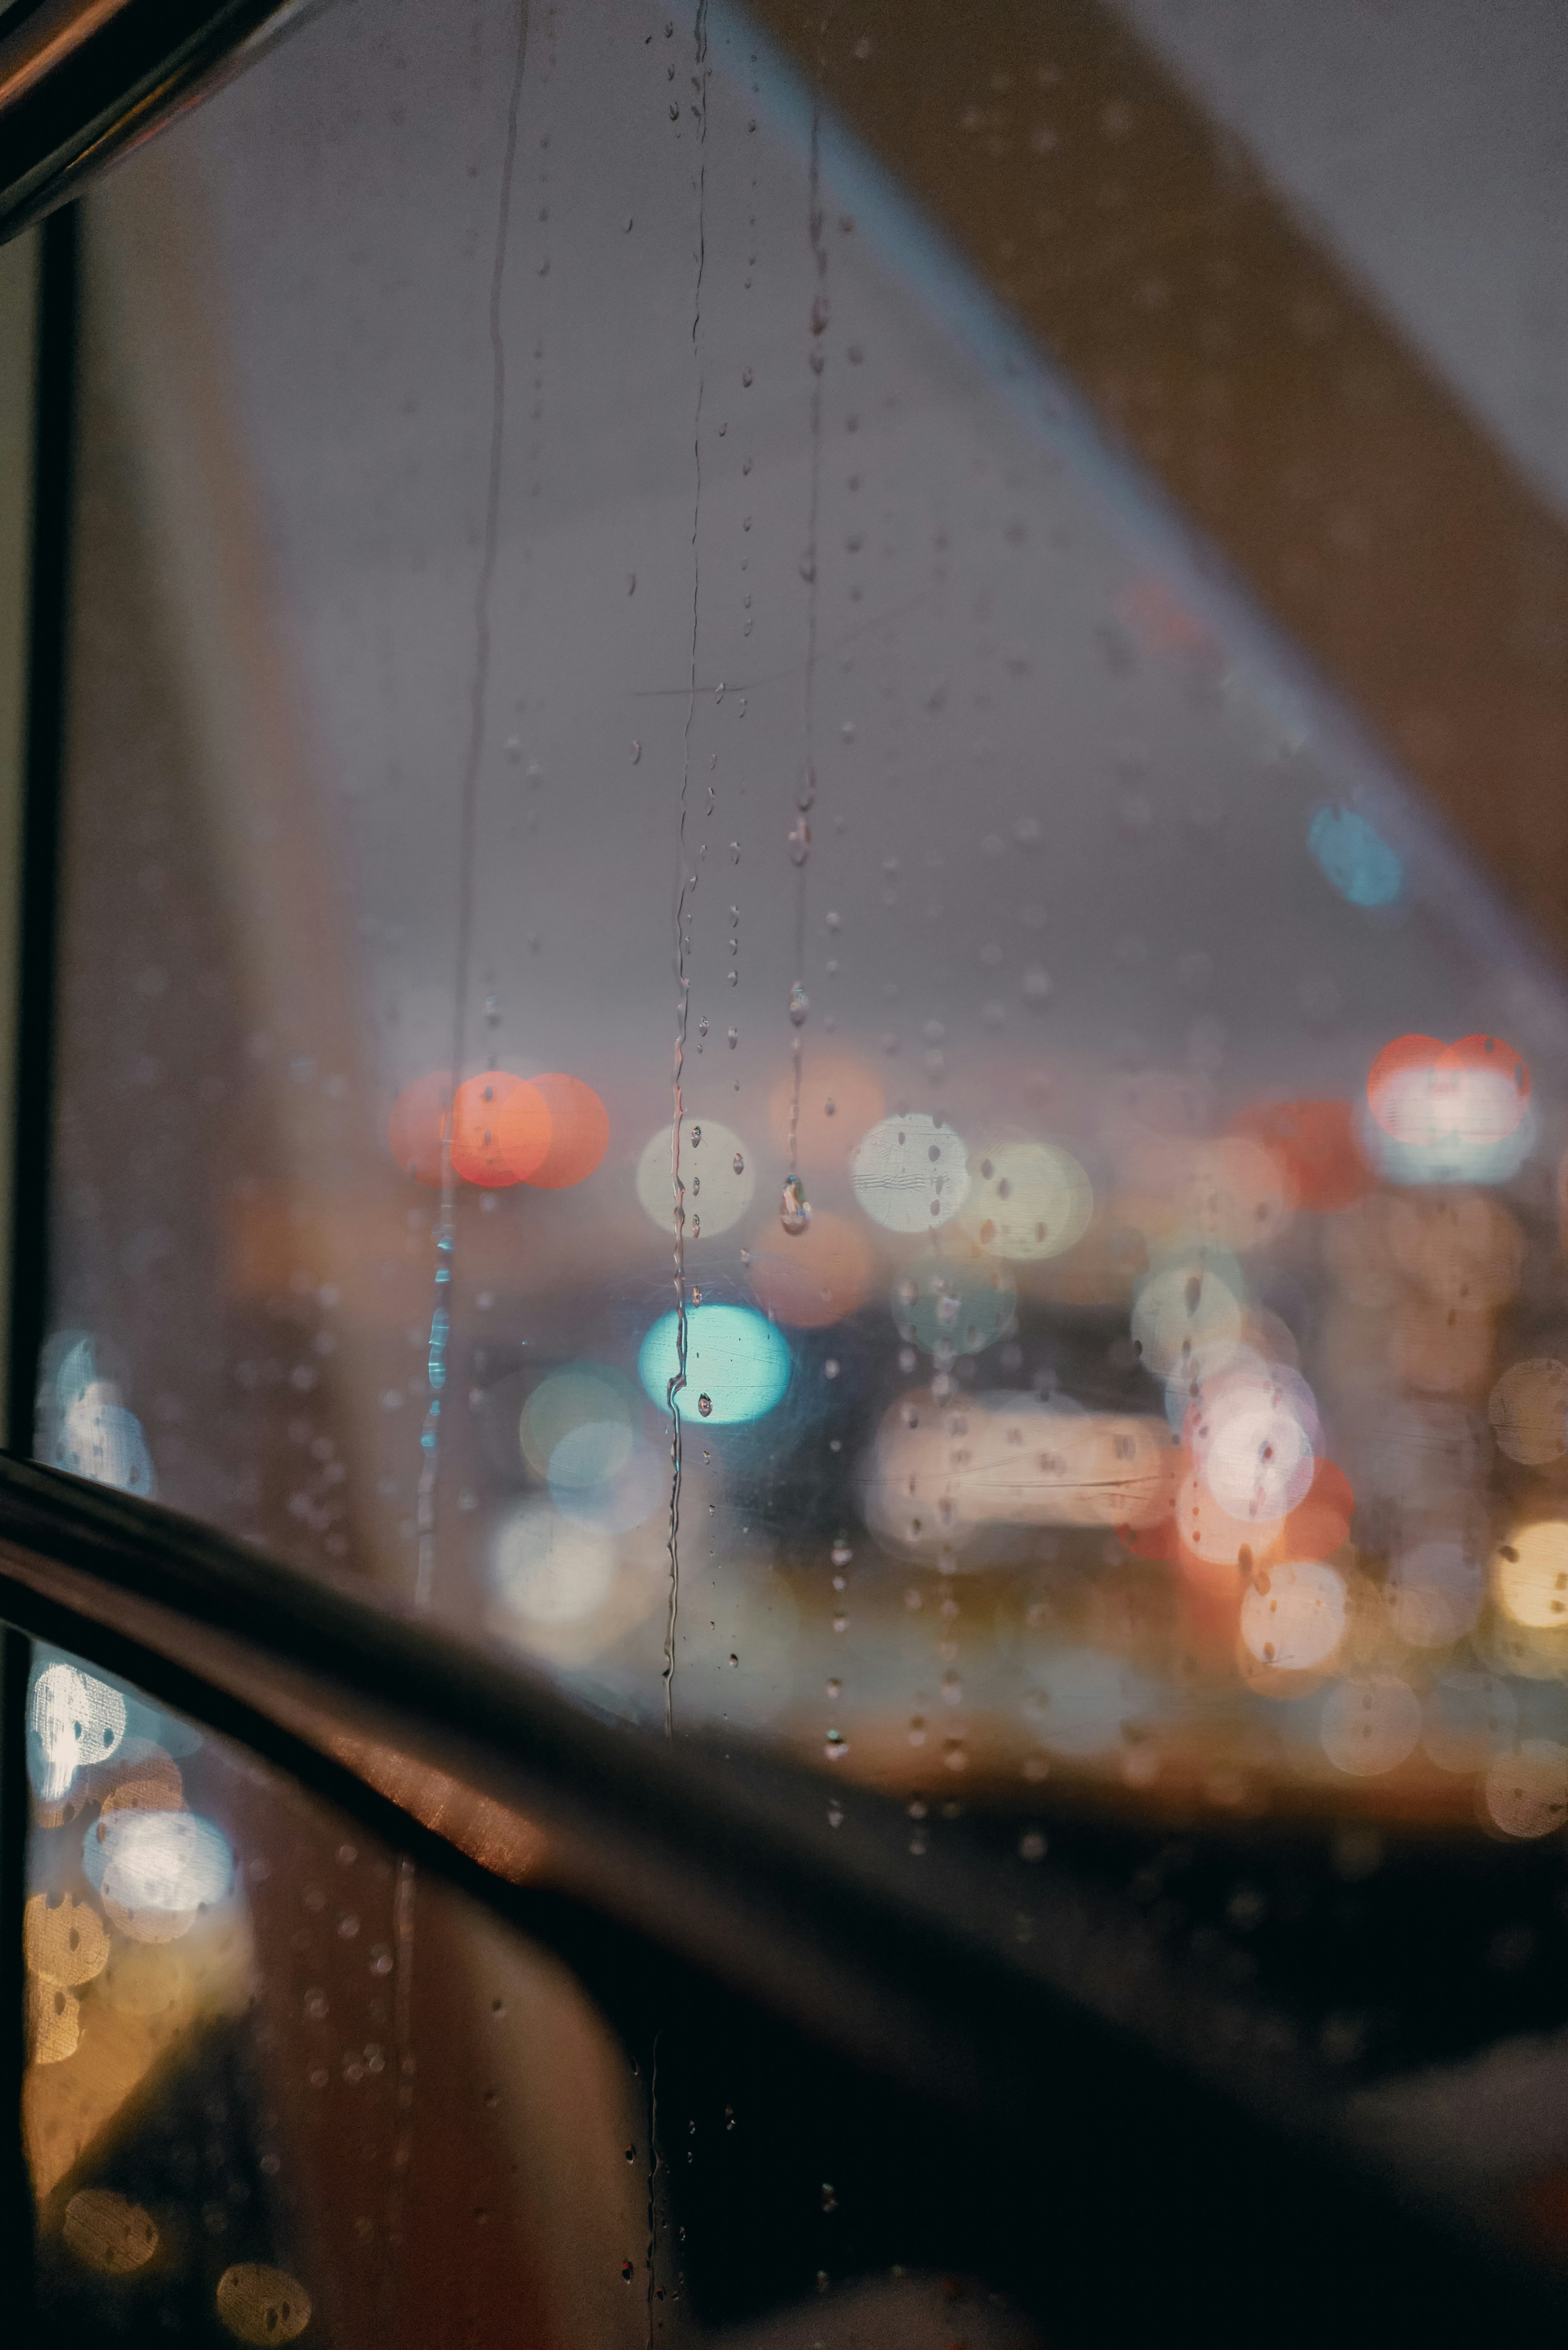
[1279,1458,1354,1561]
[449,1070,550,1187]
[387,1070,450,1186]
[746,1210,875,1328]
[764,1051,886,1171]
[524,1073,609,1190]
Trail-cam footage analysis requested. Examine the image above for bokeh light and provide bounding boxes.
[638,1302,791,1424]
[1229,1099,1369,1214]
[25,1892,109,1988]
[1307,804,1405,907]
[1280,1458,1355,1561]
[449,1069,551,1186]
[29,1662,126,1803]
[866,1393,1177,1558]
[1131,1253,1245,1378]
[1171,1137,1296,1255]
[549,1425,664,1532]
[216,2265,312,2348]
[958,1140,1093,1260]
[850,1113,969,1232]
[1385,1536,1482,1647]
[1186,1360,1319,1520]
[746,1210,875,1327]
[519,1363,636,1478]
[524,1072,609,1188]
[490,1498,619,1625]
[1321,1674,1421,1776]
[764,1050,886,1168]
[892,1252,1016,1359]
[1489,1357,1568,1466]
[1366,1032,1532,1184]
[1484,1740,1568,1838]
[1491,1521,1568,1628]
[1176,1469,1283,1578]
[84,1809,233,1925]
[635,1115,754,1237]
[62,2190,159,2276]
[1240,1561,1346,1672]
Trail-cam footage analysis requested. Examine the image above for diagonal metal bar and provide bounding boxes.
[742,0,1568,973]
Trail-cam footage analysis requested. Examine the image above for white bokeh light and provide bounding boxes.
[850,1113,969,1233]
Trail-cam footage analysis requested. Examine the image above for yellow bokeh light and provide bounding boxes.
[635,1115,754,1237]
[1492,1521,1568,1628]
[958,1141,1094,1262]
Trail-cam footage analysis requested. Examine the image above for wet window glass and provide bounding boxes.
[44,0,1568,1858]
[20,1643,649,2345]
[15,1637,1043,2346]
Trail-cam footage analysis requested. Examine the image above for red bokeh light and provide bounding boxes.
[523,1073,609,1190]
[1228,1099,1369,1214]
[449,1070,550,1187]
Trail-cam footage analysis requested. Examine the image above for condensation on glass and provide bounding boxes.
[40,0,1568,1858]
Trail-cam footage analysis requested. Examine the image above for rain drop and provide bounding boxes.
[788,817,811,866]
[697,1393,713,1418]
[732,1151,745,1175]
[788,983,810,1027]
[780,1176,812,1236]
[727,1026,738,1049]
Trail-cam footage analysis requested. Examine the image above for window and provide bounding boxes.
[7,0,1568,2339]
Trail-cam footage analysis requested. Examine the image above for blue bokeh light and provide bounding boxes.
[1308,805,1404,909]
[638,1303,791,1425]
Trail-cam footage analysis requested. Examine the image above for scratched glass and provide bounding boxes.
[46,0,1568,1857]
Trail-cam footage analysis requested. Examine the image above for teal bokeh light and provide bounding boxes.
[637,1303,791,1425]
[1307,805,1404,909]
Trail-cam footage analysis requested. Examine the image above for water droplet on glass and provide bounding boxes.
[831,1539,853,1566]
[690,1125,702,1146]
[697,1393,713,1418]
[780,1176,812,1236]
[732,1151,745,1175]
[788,818,811,866]
[788,983,810,1027]
[727,1026,738,1049]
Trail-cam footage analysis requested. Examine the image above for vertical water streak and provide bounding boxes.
[788,36,830,1186]
[664,0,710,1737]
[415,2,531,1610]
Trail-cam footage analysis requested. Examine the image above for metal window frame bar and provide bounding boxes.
[0,0,313,244]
